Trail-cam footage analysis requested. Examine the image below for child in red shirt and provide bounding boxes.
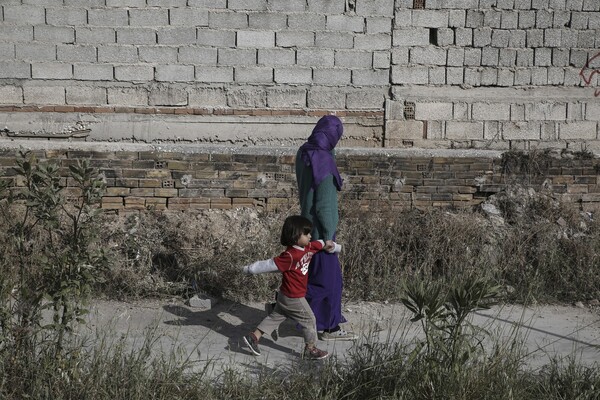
[242,215,341,360]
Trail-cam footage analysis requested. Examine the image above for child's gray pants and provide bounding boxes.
[257,292,317,345]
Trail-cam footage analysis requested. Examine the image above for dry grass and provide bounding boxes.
[83,185,600,306]
[99,209,287,301]
[2,177,597,305]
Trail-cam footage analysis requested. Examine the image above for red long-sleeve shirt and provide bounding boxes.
[272,241,324,298]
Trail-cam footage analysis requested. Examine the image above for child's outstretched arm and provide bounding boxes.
[242,259,278,275]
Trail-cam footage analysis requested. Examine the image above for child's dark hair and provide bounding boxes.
[280,215,312,246]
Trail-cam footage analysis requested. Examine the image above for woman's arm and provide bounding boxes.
[314,174,339,241]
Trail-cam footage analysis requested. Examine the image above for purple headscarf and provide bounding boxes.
[298,115,343,190]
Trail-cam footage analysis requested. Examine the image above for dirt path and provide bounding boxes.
[79,298,600,377]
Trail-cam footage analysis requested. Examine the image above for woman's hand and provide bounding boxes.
[324,240,335,252]
[324,240,341,253]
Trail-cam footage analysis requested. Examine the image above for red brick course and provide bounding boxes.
[0,149,598,213]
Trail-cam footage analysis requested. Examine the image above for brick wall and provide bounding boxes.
[2,143,599,213]
[0,1,599,150]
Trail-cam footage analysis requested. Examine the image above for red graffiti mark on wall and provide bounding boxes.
[579,52,600,97]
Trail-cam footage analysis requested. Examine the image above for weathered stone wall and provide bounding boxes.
[2,141,599,213]
[0,1,599,150]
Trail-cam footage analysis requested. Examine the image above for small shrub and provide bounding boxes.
[401,277,502,372]
[0,151,107,357]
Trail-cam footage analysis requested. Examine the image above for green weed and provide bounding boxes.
[0,151,107,355]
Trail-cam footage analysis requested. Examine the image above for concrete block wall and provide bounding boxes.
[389,0,600,151]
[0,1,390,109]
[0,0,599,150]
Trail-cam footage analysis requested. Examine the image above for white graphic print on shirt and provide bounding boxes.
[298,252,313,275]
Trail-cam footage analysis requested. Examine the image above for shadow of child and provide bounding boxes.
[162,299,302,356]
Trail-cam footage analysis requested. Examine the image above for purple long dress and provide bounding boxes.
[295,115,346,331]
[305,243,346,331]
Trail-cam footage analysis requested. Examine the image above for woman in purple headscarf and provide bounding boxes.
[294,115,357,341]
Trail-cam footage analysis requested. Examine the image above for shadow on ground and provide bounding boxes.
[162,300,304,358]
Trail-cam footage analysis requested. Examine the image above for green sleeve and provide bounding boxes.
[314,174,339,241]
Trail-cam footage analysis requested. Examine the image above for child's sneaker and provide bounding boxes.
[243,333,261,356]
[303,346,329,360]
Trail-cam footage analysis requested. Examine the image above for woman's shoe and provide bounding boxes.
[319,328,357,341]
